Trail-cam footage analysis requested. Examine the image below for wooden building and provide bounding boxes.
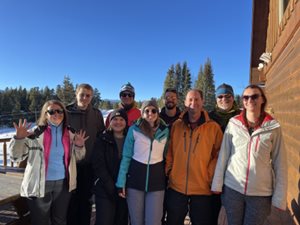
[250,0,300,224]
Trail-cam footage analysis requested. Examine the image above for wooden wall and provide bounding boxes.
[262,1,300,223]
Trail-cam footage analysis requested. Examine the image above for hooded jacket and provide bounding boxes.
[9,126,86,198]
[211,112,287,210]
[116,118,169,192]
[67,103,104,163]
[92,130,124,199]
[166,110,223,195]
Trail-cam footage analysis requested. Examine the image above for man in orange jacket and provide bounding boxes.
[165,89,223,225]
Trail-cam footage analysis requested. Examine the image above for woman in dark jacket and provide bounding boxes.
[92,109,129,225]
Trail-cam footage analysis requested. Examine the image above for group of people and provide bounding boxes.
[9,81,287,225]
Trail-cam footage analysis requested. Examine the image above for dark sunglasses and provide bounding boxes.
[242,94,260,101]
[144,109,157,114]
[121,93,133,98]
[217,94,232,99]
[47,109,64,115]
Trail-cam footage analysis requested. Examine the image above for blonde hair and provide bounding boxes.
[37,100,68,127]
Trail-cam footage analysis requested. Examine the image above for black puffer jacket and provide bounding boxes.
[92,130,123,199]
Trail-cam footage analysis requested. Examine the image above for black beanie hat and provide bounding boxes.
[109,109,128,124]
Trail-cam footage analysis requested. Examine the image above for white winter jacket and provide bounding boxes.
[211,112,287,210]
[9,127,85,198]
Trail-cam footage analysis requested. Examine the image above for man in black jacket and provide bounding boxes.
[67,83,105,225]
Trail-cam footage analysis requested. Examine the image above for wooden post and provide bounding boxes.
[3,141,7,167]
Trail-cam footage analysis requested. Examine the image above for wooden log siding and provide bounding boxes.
[263,9,300,223]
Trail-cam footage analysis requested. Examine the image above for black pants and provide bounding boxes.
[67,163,94,225]
[95,195,128,225]
[27,179,71,225]
[211,194,221,225]
[166,188,212,225]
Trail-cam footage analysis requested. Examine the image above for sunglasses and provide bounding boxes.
[242,94,261,101]
[47,109,64,115]
[144,109,157,114]
[121,93,134,98]
[217,94,232,99]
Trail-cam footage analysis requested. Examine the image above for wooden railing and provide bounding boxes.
[0,137,13,167]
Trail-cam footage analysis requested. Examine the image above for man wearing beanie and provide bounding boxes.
[105,82,141,127]
[209,83,240,225]
[166,89,223,225]
[209,83,240,132]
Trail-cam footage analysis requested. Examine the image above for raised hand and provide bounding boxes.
[74,130,89,147]
[13,119,32,139]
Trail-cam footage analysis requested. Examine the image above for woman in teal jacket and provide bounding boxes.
[116,100,169,225]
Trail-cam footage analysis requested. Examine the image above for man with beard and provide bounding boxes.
[159,88,181,225]
[105,82,141,127]
[159,88,181,129]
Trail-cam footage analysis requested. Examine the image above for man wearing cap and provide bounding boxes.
[209,83,240,225]
[165,89,223,225]
[105,82,141,127]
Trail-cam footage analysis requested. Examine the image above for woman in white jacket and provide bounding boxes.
[9,100,88,225]
[211,85,287,225]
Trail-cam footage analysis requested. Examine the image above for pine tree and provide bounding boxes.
[174,63,181,92]
[181,62,192,107]
[162,65,175,94]
[28,87,43,121]
[43,86,56,102]
[195,58,216,111]
[202,58,216,111]
[194,65,204,90]
[92,88,101,109]
[56,75,75,105]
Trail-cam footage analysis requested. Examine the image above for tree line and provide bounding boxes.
[0,58,241,127]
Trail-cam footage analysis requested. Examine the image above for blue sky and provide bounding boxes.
[0,1,252,101]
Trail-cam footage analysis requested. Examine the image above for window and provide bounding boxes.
[279,0,290,22]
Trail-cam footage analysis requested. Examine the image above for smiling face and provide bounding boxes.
[216,94,234,111]
[164,91,178,110]
[110,116,127,134]
[46,103,64,126]
[143,106,158,125]
[120,91,134,106]
[76,87,93,110]
[242,87,265,114]
[185,90,203,116]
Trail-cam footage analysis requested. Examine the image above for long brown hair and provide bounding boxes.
[139,118,160,140]
[37,100,68,127]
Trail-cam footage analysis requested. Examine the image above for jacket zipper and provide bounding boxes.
[185,129,193,194]
[145,139,153,192]
[244,136,253,194]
